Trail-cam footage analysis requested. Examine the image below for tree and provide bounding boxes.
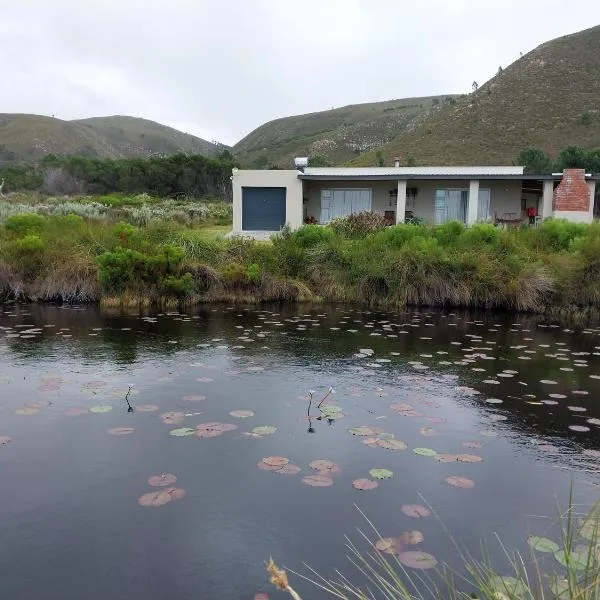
[554,146,589,170]
[308,155,332,167]
[375,150,385,167]
[515,146,553,174]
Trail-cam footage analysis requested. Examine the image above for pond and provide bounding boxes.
[0,304,599,599]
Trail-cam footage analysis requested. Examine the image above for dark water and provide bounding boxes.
[0,304,599,599]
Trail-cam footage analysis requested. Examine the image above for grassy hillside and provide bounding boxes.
[351,25,600,166]
[0,114,225,163]
[233,95,457,168]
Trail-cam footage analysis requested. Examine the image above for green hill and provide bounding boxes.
[350,25,600,166]
[0,114,226,163]
[233,95,457,168]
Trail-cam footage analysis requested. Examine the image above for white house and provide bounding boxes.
[231,161,597,235]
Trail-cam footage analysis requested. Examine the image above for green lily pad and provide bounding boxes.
[369,468,393,480]
[169,427,196,437]
[320,405,344,419]
[527,536,559,553]
[488,576,528,599]
[90,405,113,414]
[413,447,437,457]
[252,426,277,436]
[348,426,376,436]
[554,548,591,571]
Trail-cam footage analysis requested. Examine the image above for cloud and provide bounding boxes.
[0,0,595,145]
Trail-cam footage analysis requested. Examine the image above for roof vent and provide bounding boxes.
[294,157,309,171]
[394,157,401,168]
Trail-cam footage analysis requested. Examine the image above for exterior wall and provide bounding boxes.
[553,211,592,223]
[231,169,303,232]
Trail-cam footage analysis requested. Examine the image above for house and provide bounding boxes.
[231,160,597,235]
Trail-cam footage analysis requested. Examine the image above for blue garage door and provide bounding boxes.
[242,187,286,231]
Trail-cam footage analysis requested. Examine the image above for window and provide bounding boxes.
[320,189,372,223]
[477,189,491,221]
[434,189,468,224]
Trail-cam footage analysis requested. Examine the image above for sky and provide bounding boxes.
[0,0,596,146]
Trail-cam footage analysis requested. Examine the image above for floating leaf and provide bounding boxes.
[135,404,160,412]
[263,456,289,467]
[480,430,498,437]
[586,418,600,426]
[160,411,185,425]
[257,460,282,471]
[309,459,334,471]
[0,436,11,445]
[302,474,334,487]
[401,505,431,518]
[274,464,301,475]
[457,453,483,463]
[397,551,437,570]
[28,400,50,409]
[419,427,436,437]
[63,407,88,416]
[569,425,590,432]
[435,453,458,463]
[138,490,171,507]
[165,487,186,501]
[553,548,589,571]
[352,478,378,491]
[413,447,437,457]
[196,377,214,383]
[169,427,196,437]
[108,427,135,436]
[446,475,474,489]
[183,395,206,402]
[399,530,424,545]
[148,473,177,487]
[488,576,528,599]
[90,405,113,414]
[252,426,277,436]
[527,536,559,553]
[376,439,407,451]
[463,441,483,448]
[375,537,397,554]
[14,406,39,416]
[254,594,269,600]
[348,426,376,437]
[369,468,393,480]
[230,410,255,418]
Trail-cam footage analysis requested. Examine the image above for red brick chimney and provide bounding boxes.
[553,169,590,212]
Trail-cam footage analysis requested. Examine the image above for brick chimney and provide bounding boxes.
[553,169,590,212]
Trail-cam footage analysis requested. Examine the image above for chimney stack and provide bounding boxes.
[553,169,590,213]
[394,157,401,168]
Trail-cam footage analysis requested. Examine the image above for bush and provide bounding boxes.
[433,220,464,246]
[246,263,261,283]
[13,234,45,254]
[160,273,195,299]
[221,263,250,287]
[5,213,45,235]
[329,212,388,237]
[291,225,335,247]
[534,219,587,252]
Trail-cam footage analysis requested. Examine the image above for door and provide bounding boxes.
[477,189,491,221]
[242,187,286,231]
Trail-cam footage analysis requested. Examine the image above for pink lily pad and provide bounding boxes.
[230,410,254,418]
[446,475,474,489]
[136,404,160,412]
[14,406,39,416]
[375,537,398,554]
[398,530,424,545]
[435,453,458,463]
[419,427,436,437]
[263,456,290,467]
[257,460,282,471]
[160,411,185,425]
[302,474,334,487]
[398,551,437,570]
[309,459,340,474]
[0,436,11,445]
[462,441,483,448]
[401,504,431,518]
[457,454,483,463]
[165,487,186,501]
[376,439,408,451]
[148,473,177,487]
[138,490,172,507]
[274,464,301,475]
[108,427,135,436]
[182,395,206,402]
[254,594,269,600]
[569,425,590,432]
[63,407,89,416]
[352,478,378,491]
[28,400,50,409]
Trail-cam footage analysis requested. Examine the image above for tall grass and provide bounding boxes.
[289,498,600,600]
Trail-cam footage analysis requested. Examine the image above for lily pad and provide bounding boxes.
[369,468,393,480]
[0,436,11,445]
[160,411,185,425]
[252,426,277,436]
[457,453,483,463]
[401,505,431,518]
[165,487,186,501]
[446,475,474,489]
[462,441,483,448]
[352,478,378,490]
[553,548,590,571]
[14,406,39,416]
[376,439,407,451]
[399,530,424,545]
[138,490,171,507]
[108,427,135,436]
[375,537,397,554]
[136,404,160,412]
[527,536,559,553]
[419,427,436,437]
[435,453,458,463]
[183,395,206,402]
[90,405,113,414]
[230,410,255,418]
[302,474,334,487]
[274,464,301,475]
[257,460,282,471]
[63,406,89,416]
[348,426,376,436]
[169,427,196,437]
[397,551,437,570]
[488,576,528,599]
[263,456,290,467]
[413,447,437,457]
[569,425,590,432]
[148,473,177,487]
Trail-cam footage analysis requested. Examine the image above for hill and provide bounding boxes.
[350,25,600,166]
[233,95,457,168]
[0,114,226,163]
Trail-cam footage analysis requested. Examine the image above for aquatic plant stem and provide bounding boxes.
[267,558,303,600]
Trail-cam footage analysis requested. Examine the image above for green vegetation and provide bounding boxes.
[1,153,237,200]
[233,95,455,168]
[0,114,225,163]
[2,199,600,312]
[352,25,600,166]
[517,145,600,174]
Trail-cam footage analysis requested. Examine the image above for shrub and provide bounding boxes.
[292,225,335,247]
[221,263,250,288]
[159,273,195,299]
[246,263,261,283]
[13,234,45,254]
[433,220,464,246]
[5,213,45,235]
[329,212,388,237]
[534,219,587,252]
[462,222,500,247]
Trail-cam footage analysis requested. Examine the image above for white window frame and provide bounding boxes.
[434,188,469,225]
[320,188,372,223]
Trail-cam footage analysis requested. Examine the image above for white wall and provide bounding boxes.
[231,169,303,232]
[553,211,592,223]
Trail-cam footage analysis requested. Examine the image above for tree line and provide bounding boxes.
[516,145,600,174]
[0,152,238,201]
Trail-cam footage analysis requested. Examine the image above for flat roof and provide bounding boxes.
[302,166,524,177]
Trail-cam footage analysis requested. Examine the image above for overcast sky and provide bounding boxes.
[0,0,596,146]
